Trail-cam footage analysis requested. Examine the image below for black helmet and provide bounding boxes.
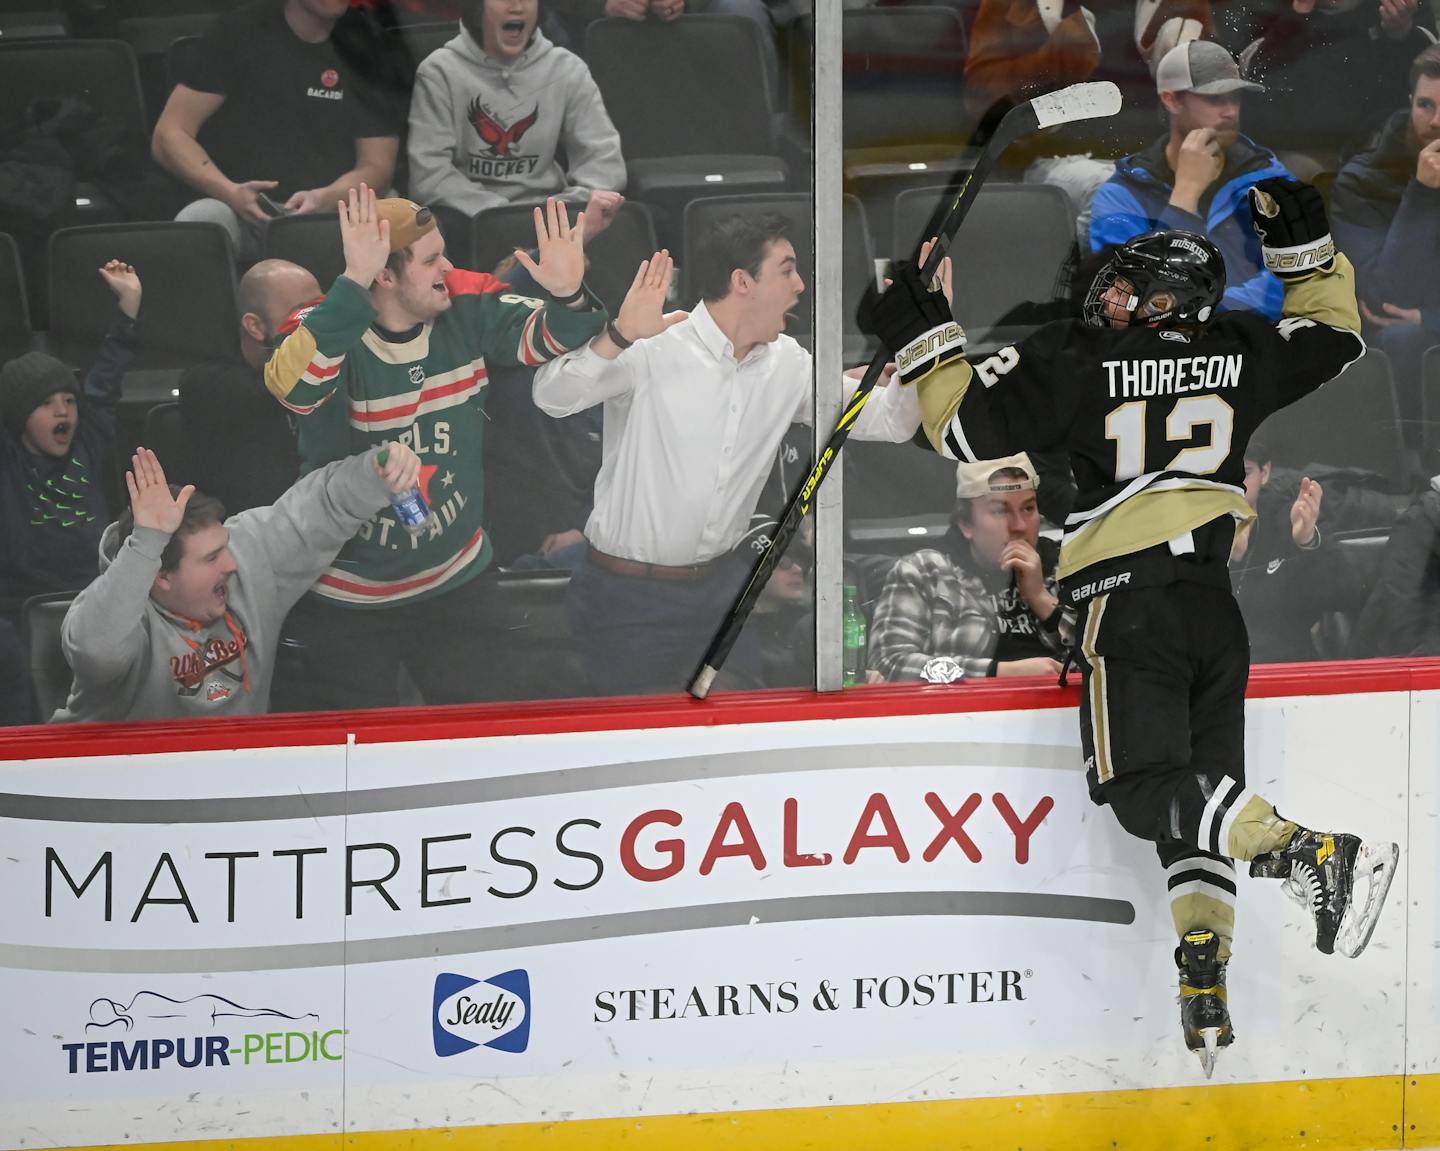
[1083,231,1226,329]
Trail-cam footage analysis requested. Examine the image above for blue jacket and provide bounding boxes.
[1331,109,1440,334]
[1090,133,1292,320]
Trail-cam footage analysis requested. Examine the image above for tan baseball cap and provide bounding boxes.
[955,453,1040,500]
[375,197,437,252]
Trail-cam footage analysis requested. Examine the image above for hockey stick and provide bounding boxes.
[688,80,1123,699]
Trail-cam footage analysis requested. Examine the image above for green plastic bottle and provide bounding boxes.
[842,584,867,686]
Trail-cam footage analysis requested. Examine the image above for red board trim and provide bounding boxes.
[5,658,1440,763]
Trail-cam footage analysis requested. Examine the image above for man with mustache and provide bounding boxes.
[533,214,926,695]
[1330,43,1440,434]
[1091,39,1294,319]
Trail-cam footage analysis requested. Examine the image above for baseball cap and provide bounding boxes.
[375,197,437,252]
[955,453,1040,501]
[1155,40,1264,96]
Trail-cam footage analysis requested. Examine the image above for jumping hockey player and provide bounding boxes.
[857,177,1398,1076]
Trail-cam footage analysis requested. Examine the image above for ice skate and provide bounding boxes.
[1177,928,1232,1079]
[1251,830,1399,958]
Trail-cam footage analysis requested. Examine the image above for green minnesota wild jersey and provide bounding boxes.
[264,270,606,607]
[916,257,1367,584]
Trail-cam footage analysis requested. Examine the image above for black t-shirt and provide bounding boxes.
[175,0,398,201]
[178,360,300,515]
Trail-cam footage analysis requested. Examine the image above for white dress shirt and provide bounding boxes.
[532,301,923,565]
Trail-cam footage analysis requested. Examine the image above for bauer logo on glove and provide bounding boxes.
[1247,177,1336,281]
[856,259,966,386]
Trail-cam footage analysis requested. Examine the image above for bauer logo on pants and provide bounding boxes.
[432,970,531,1056]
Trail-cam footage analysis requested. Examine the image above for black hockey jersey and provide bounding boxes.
[917,257,1367,584]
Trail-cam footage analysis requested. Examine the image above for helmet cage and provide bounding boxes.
[1082,232,1224,329]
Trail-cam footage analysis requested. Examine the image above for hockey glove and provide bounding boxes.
[856,260,966,387]
[1248,178,1335,281]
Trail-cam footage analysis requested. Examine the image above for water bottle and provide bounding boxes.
[377,447,434,535]
[842,584,867,687]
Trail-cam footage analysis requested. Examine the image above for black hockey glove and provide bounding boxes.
[856,260,966,386]
[1248,177,1335,281]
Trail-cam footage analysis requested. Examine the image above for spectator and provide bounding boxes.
[264,187,607,710]
[1220,0,1437,170]
[532,216,924,695]
[1,262,140,615]
[867,453,1069,683]
[179,260,319,515]
[1331,43,1440,433]
[152,0,400,262]
[407,0,626,218]
[1230,451,1364,663]
[1090,39,1293,319]
[51,444,421,724]
[1353,472,1440,656]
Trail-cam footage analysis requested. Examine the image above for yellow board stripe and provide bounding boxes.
[1082,592,1113,784]
[56,1073,1418,1151]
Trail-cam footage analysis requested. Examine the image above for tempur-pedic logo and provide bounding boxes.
[61,991,344,1074]
[433,970,530,1056]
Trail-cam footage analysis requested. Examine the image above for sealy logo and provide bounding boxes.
[433,970,530,1057]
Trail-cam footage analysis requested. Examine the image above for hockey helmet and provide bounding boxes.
[1083,231,1226,329]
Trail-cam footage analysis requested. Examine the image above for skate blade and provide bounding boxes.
[1195,1028,1221,1079]
[1337,841,1399,959]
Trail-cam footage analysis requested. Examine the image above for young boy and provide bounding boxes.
[0,261,142,608]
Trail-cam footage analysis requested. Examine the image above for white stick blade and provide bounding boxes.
[1031,81,1123,129]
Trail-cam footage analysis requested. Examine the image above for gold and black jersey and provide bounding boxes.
[917,256,1367,582]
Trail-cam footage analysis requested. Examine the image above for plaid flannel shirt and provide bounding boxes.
[867,537,1069,681]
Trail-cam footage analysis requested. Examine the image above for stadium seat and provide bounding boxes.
[20,591,76,721]
[680,192,874,354]
[0,233,35,362]
[893,182,1076,347]
[0,5,67,39]
[585,16,787,221]
[0,38,147,141]
[1255,349,1408,487]
[1422,345,1440,470]
[116,11,217,127]
[474,568,585,700]
[838,7,973,178]
[843,435,960,553]
[582,201,659,317]
[141,400,194,486]
[465,199,659,316]
[262,214,347,291]
[47,222,240,377]
[386,18,456,72]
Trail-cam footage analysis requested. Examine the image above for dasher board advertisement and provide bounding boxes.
[0,699,1409,1148]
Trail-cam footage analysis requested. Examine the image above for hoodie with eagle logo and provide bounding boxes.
[407,23,625,217]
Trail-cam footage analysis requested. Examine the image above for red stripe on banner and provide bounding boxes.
[4,659,1439,761]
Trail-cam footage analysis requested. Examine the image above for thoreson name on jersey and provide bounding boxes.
[1102,354,1242,400]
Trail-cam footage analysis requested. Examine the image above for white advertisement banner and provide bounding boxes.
[0,697,1412,1147]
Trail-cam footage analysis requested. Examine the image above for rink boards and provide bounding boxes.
[1,664,1438,1151]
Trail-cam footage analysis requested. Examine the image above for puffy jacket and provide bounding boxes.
[1090,132,1292,319]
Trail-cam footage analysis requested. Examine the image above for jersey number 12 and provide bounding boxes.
[1104,394,1235,480]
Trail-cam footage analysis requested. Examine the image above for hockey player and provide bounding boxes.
[857,178,1398,1076]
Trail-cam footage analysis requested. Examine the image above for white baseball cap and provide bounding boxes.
[1155,40,1265,96]
[955,453,1040,501]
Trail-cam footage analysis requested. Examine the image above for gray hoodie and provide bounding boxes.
[407,25,626,217]
[52,449,391,724]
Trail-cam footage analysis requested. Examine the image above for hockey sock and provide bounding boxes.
[1171,774,1297,861]
[1165,852,1236,961]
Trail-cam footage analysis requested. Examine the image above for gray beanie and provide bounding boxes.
[0,352,80,441]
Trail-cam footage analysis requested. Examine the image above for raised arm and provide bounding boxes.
[533,248,681,415]
[60,450,192,686]
[263,184,389,415]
